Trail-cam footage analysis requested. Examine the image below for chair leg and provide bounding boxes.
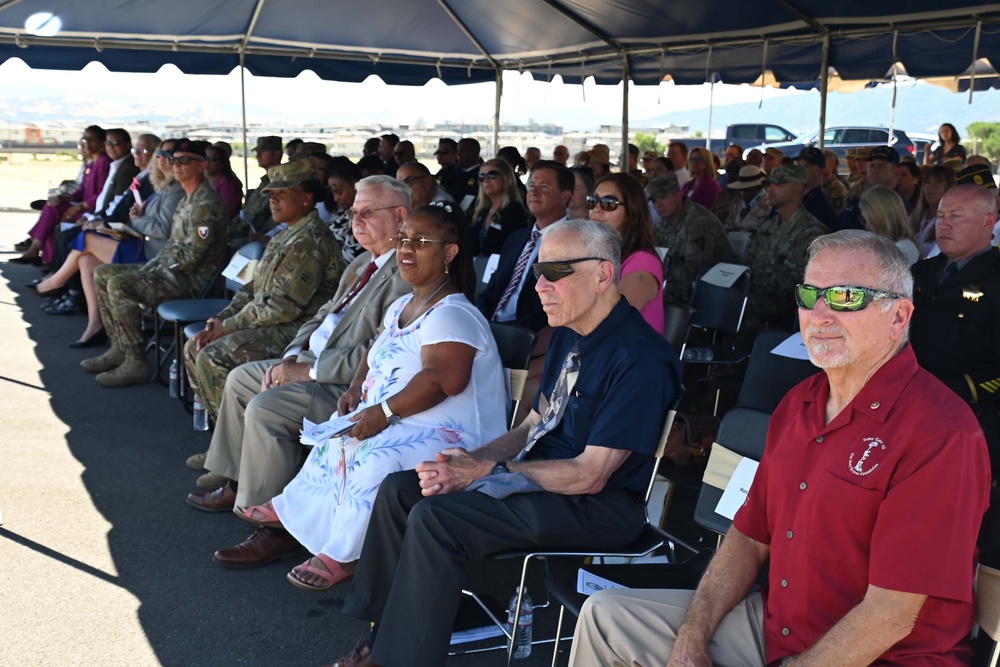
[990,642,1000,667]
[550,605,565,667]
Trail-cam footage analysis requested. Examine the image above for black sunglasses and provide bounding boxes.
[169,155,204,166]
[154,149,173,158]
[478,171,501,182]
[586,194,625,212]
[531,257,607,282]
[795,284,904,312]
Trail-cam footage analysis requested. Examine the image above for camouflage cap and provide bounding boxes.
[855,146,873,160]
[292,142,328,161]
[261,160,319,191]
[867,146,900,165]
[647,173,681,198]
[253,135,282,153]
[766,164,808,186]
[956,163,998,189]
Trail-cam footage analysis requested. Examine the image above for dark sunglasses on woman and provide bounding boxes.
[586,194,625,212]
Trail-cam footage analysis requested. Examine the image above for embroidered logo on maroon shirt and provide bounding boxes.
[848,436,885,476]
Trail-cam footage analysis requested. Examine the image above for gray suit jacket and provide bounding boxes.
[283,251,410,385]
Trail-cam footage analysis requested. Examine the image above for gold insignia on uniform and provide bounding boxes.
[299,272,313,285]
[962,285,983,302]
[976,175,985,185]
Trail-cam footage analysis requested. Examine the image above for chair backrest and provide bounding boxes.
[689,269,751,336]
[693,406,771,535]
[663,301,695,356]
[736,330,820,413]
[489,321,538,428]
[225,241,265,294]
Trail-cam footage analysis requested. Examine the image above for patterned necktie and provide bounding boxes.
[333,261,378,314]
[492,230,541,320]
[514,342,581,461]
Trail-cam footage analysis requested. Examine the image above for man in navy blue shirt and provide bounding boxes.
[334,219,681,667]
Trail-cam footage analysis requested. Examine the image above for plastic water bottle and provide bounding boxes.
[506,587,533,658]
[683,347,714,362]
[168,359,180,398]
[192,393,209,431]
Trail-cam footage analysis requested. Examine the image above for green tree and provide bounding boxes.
[692,130,704,138]
[631,132,663,156]
[966,122,1000,159]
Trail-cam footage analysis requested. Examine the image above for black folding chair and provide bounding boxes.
[735,330,820,413]
[489,321,537,430]
[663,301,695,357]
[543,406,772,665]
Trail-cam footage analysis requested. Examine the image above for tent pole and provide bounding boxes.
[493,70,501,157]
[970,20,982,104]
[621,54,629,172]
[239,54,249,187]
[707,78,715,152]
[818,32,830,149]
[889,31,898,146]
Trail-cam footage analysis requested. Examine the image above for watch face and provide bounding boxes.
[491,463,508,475]
[387,414,401,426]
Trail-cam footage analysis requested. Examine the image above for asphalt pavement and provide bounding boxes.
[0,212,569,667]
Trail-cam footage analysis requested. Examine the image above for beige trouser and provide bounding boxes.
[569,589,767,667]
[204,359,345,508]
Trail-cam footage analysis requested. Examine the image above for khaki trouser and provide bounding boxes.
[569,589,767,667]
[204,359,344,508]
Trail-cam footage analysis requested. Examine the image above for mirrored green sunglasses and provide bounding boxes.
[795,284,904,312]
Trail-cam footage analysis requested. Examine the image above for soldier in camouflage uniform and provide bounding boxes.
[741,165,829,344]
[648,174,733,305]
[822,148,849,215]
[183,160,345,419]
[228,135,283,247]
[82,139,229,387]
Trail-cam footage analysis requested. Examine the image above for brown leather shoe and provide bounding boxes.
[186,484,236,512]
[213,527,301,569]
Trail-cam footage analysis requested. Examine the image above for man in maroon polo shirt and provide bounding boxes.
[569,229,991,667]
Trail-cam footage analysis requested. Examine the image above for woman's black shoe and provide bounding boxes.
[68,330,107,348]
[9,256,42,266]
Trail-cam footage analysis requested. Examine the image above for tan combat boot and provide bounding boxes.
[95,357,150,388]
[80,346,125,373]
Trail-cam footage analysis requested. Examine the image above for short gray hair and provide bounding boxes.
[357,174,411,211]
[807,230,912,301]
[546,218,622,279]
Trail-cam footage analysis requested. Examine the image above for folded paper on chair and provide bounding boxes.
[577,568,628,596]
[714,458,759,520]
[699,262,749,288]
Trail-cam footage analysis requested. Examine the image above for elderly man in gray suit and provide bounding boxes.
[185,175,411,568]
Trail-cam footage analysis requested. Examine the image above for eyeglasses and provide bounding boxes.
[346,205,397,222]
[169,155,204,165]
[478,171,501,182]
[131,147,153,156]
[688,155,705,163]
[107,140,125,147]
[394,235,450,251]
[154,149,173,158]
[531,257,607,282]
[401,175,428,186]
[586,194,625,212]
[794,284,904,312]
[434,149,454,156]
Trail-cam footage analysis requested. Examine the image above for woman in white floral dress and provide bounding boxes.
[237,204,508,591]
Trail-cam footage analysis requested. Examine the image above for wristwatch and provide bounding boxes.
[491,461,510,475]
[381,400,401,426]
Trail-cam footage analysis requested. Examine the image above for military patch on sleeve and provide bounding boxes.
[298,272,313,285]
[197,226,211,240]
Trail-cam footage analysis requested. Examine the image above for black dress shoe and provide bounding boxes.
[14,238,33,251]
[29,200,44,211]
[9,256,42,266]
[68,330,107,348]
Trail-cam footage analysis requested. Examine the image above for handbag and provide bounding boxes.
[663,413,719,465]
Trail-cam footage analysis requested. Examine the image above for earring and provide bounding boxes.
[444,262,449,274]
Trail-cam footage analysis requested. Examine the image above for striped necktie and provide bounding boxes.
[492,229,541,320]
